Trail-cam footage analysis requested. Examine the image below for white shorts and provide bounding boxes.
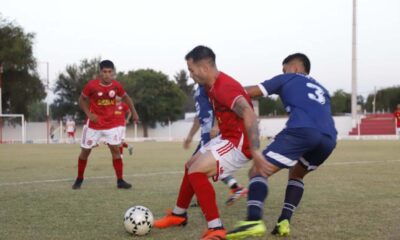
[118,126,126,140]
[80,126,121,149]
[199,136,250,181]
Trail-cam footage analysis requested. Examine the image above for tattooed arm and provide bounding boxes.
[232,96,276,177]
[232,96,260,151]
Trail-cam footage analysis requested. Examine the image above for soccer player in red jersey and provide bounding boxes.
[114,97,134,156]
[72,60,139,190]
[394,104,400,137]
[65,118,76,144]
[154,46,263,240]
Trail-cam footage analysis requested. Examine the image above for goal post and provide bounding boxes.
[0,114,26,144]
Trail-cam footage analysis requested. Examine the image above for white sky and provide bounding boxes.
[1,0,400,99]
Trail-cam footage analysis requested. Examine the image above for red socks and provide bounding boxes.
[113,158,123,180]
[188,172,219,222]
[176,168,195,209]
[77,158,88,179]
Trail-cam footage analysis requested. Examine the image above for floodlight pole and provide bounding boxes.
[39,61,50,144]
[351,0,358,127]
[45,62,50,144]
[0,61,3,144]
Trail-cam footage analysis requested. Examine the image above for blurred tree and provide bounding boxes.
[51,58,100,121]
[0,16,46,118]
[365,86,400,113]
[119,69,186,137]
[330,89,351,115]
[174,70,195,113]
[27,101,47,121]
[258,97,286,116]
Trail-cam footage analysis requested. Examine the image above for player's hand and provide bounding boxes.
[183,136,192,149]
[251,150,274,177]
[88,113,98,123]
[132,113,139,124]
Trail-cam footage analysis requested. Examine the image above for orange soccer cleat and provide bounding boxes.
[200,228,227,240]
[153,210,188,229]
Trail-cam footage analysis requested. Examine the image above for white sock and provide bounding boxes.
[172,206,187,215]
[208,218,223,229]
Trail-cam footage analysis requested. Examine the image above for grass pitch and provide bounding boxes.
[0,140,399,240]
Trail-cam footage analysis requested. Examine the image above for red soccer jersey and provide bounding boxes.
[206,72,253,159]
[114,102,130,127]
[394,110,400,128]
[82,79,126,130]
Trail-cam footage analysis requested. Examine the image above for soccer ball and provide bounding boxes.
[124,205,154,236]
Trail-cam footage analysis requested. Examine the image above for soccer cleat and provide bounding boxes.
[226,220,266,240]
[271,219,290,236]
[117,179,132,189]
[128,145,133,155]
[200,227,227,240]
[72,178,83,189]
[153,210,188,228]
[225,187,248,206]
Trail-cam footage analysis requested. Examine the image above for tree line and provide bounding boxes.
[1,16,399,131]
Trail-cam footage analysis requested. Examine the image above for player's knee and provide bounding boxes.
[79,148,91,159]
[289,164,308,180]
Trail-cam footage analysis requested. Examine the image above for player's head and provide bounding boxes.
[282,53,311,75]
[185,45,217,85]
[99,60,115,82]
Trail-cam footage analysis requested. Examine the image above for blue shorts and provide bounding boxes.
[262,128,336,171]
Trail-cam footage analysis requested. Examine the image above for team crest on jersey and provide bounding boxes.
[118,106,123,110]
[109,90,116,98]
[97,92,103,97]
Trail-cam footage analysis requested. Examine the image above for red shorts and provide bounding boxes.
[67,132,75,137]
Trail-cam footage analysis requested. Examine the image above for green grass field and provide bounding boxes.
[0,140,399,240]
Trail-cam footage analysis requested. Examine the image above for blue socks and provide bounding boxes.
[278,179,304,222]
[247,176,268,221]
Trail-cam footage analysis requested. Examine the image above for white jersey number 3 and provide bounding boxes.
[306,82,326,104]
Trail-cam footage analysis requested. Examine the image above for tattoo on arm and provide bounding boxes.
[232,96,248,118]
[233,97,260,150]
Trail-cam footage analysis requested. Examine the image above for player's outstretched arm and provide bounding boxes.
[184,116,200,149]
[232,97,275,177]
[125,111,132,125]
[122,95,139,123]
[245,85,264,98]
[79,95,97,122]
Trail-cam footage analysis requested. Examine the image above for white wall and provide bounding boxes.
[1,116,353,143]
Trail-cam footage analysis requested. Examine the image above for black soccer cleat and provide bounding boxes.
[72,178,83,190]
[117,179,132,189]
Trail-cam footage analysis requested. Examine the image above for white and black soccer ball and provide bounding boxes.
[124,205,154,236]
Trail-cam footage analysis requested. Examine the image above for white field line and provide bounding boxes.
[0,159,399,187]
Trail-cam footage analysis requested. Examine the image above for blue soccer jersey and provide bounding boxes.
[258,73,337,139]
[194,85,214,146]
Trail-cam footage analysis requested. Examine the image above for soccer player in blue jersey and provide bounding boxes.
[184,84,248,206]
[227,53,337,239]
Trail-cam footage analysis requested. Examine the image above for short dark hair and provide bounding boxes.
[185,45,216,65]
[99,60,115,70]
[282,53,311,74]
